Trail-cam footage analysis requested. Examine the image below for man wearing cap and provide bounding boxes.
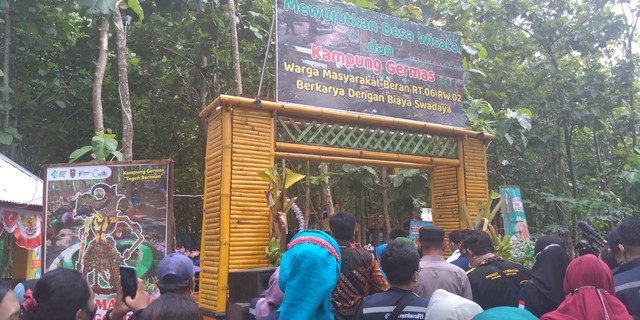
[416,226,473,300]
[107,253,201,320]
[156,252,202,295]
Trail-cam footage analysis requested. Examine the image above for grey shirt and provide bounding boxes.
[416,255,473,300]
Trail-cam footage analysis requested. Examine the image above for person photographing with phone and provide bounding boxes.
[106,253,202,320]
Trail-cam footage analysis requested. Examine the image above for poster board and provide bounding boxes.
[276,0,465,127]
[499,185,530,241]
[43,161,172,317]
[409,220,432,239]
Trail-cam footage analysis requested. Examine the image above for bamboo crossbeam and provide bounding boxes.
[202,95,494,140]
[276,142,459,167]
[274,152,433,169]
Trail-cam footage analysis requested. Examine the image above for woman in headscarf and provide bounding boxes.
[540,254,631,320]
[254,267,283,320]
[265,230,341,320]
[424,289,483,320]
[519,235,571,317]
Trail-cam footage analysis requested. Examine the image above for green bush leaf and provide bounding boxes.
[0,131,12,145]
[69,145,93,163]
[79,0,116,16]
[127,0,144,21]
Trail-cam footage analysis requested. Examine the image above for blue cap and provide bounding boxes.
[157,253,202,285]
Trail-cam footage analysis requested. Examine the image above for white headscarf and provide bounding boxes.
[425,289,483,320]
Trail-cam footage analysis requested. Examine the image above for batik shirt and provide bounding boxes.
[332,241,389,319]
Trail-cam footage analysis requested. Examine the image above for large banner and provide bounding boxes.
[43,161,172,317]
[499,185,530,241]
[276,0,465,127]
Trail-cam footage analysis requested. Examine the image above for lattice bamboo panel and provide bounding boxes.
[199,109,223,312]
[229,108,273,271]
[276,115,458,159]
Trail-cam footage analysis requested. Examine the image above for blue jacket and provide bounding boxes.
[451,253,471,271]
[614,257,640,319]
[357,287,429,320]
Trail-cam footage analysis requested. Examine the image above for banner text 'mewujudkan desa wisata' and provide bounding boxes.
[276,0,465,127]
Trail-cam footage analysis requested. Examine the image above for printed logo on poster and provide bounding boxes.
[46,166,112,181]
[275,0,465,127]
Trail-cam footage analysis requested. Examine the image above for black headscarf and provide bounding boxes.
[534,235,565,255]
[522,235,572,317]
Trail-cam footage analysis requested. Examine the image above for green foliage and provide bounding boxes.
[493,234,513,261]
[121,0,143,21]
[511,239,534,269]
[79,0,116,16]
[265,237,281,267]
[388,169,430,217]
[69,131,123,162]
[2,0,639,255]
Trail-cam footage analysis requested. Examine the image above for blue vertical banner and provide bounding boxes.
[499,186,530,241]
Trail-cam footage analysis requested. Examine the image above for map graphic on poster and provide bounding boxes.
[499,186,530,241]
[44,161,172,317]
[276,0,465,127]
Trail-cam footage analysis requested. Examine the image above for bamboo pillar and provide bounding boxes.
[216,106,233,312]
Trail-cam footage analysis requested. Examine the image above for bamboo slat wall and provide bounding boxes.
[431,165,461,250]
[199,108,224,312]
[228,108,273,272]
[462,138,489,226]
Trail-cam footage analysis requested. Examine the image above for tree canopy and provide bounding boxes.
[1,0,638,248]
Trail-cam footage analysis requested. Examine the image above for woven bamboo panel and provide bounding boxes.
[431,165,461,240]
[276,115,458,159]
[229,108,273,271]
[463,138,489,227]
[199,109,223,312]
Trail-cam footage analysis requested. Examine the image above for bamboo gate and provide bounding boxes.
[198,95,494,313]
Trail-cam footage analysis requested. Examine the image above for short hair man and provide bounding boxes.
[607,228,625,274]
[450,229,473,271]
[446,230,462,262]
[375,228,406,262]
[358,241,429,320]
[156,252,201,295]
[330,212,389,319]
[614,217,640,319]
[464,230,531,310]
[416,226,472,300]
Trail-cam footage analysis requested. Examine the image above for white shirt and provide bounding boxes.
[446,249,460,262]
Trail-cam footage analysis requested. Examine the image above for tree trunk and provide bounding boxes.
[381,167,391,242]
[227,0,242,95]
[2,1,12,133]
[622,2,638,148]
[593,128,608,192]
[321,164,334,216]
[114,3,133,160]
[563,123,579,199]
[92,16,109,134]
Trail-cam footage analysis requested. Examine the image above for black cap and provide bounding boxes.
[419,226,445,243]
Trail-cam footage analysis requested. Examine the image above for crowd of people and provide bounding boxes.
[1,212,640,319]
[249,212,640,320]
